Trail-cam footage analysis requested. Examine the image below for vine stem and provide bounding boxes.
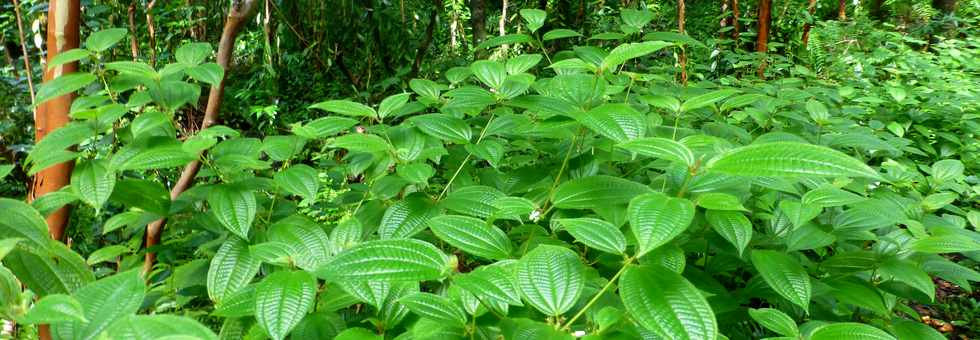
[540,131,582,214]
[436,113,496,201]
[560,256,636,332]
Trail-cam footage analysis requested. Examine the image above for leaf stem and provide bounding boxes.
[436,113,496,201]
[560,256,635,331]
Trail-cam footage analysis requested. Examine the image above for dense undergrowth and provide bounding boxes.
[2,2,980,340]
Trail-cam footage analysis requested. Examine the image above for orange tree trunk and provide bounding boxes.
[30,0,81,242]
[802,0,817,47]
[838,0,847,20]
[678,0,687,86]
[756,0,772,78]
[143,0,258,275]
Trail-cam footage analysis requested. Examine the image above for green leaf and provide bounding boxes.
[378,93,411,120]
[931,159,964,182]
[309,100,377,118]
[274,164,319,202]
[477,34,532,49]
[628,192,695,257]
[53,270,144,340]
[255,271,317,340]
[618,137,695,166]
[185,63,225,86]
[398,292,468,326]
[705,210,752,256]
[880,258,935,301]
[409,114,472,144]
[696,192,747,211]
[115,139,197,171]
[262,135,306,161]
[336,328,383,340]
[601,41,673,71]
[208,184,256,239]
[491,196,536,220]
[175,42,213,65]
[107,315,218,340]
[543,29,582,41]
[747,308,798,337]
[921,192,957,211]
[105,61,159,80]
[85,28,128,51]
[750,250,811,311]
[292,117,358,139]
[620,265,718,340]
[809,323,896,340]
[316,239,451,282]
[207,238,261,303]
[559,218,627,255]
[47,49,91,70]
[379,195,439,239]
[708,142,880,179]
[471,60,507,89]
[571,103,646,143]
[428,215,512,260]
[212,284,256,317]
[441,185,505,219]
[0,198,52,250]
[519,9,546,33]
[0,238,21,260]
[516,245,584,316]
[4,242,94,296]
[267,216,332,271]
[35,73,97,105]
[801,185,867,207]
[109,179,171,216]
[453,264,523,306]
[779,200,822,229]
[552,175,652,209]
[891,320,945,340]
[506,54,543,74]
[32,190,79,217]
[17,294,87,324]
[329,134,390,153]
[806,99,830,123]
[680,89,739,112]
[86,245,128,265]
[0,164,13,180]
[908,235,980,253]
[70,159,115,211]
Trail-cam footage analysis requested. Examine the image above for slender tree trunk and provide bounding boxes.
[732,0,741,46]
[498,0,508,53]
[2,36,19,78]
[802,0,817,47]
[450,8,459,51]
[12,0,35,102]
[870,0,885,20]
[470,0,487,47]
[678,0,687,86]
[720,0,730,32]
[143,0,259,275]
[412,0,440,77]
[756,0,771,78]
[128,0,139,61]
[145,0,158,66]
[838,0,847,20]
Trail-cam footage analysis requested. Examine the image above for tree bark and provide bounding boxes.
[732,0,741,46]
[932,0,957,14]
[678,0,687,86]
[756,0,771,78]
[145,0,158,66]
[469,0,486,47]
[838,0,847,20]
[498,0,508,53]
[802,0,817,47]
[412,0,440,77]
[2,36,19,78]
[128,0,139,61]
[143,0,259,275]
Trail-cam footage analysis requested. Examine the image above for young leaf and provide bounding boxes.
[708,142,880,179]
[208,184,257,239]
[274,164,319,202]
[618,137,695,166]
[330,133,391,153]
[519,9,546,33]
[747,308,798,337]
[17,294,87,324]
[207,238,261,303]
[453,264,523,306]
[35,73,97,105]
[85,28,128,51]
[428,215,513,260]
[107,315,218,340]
[628,192,695,257]
[750,250,811,311]
[559,218,627,255]
[552,175,652,209]
[309,100,377,118]
[908,235,980,253]
[471,60,507,89]
[378,195,440,239]
[0,198,53,250]
[809,323,896,340]
[398,292,468,326]
[571,103,646,143]
[680,89,739,112]
[255,271,317,340]
[601,41,672,71]
[85,245,128,265]
[52,270,144,340]
[175,42,213,65]
[409,114,473,144]
[378,93,411,119]
[316,239,451,282]
[517,245,584,316]
[267,216,332,271]
[620,265,718,340]
[705,210,752,256]
[70,159,115,211]
[801,185,867,207]
[292,116,358,139]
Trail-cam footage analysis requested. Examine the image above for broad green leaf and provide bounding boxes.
[680,89,739,112]
[572,103,646,143]
[543,29,582,41]
[0,164,12,180]
[70,159,115,211]
[491,196,536,220]
[309,100,377,118]
[105,61,159,80]
[809,323,896,340]
[921,192,957,211]
[802,185,867,207]
[398,292,467,326]
[212,284,256,317]
[379,195,440,239]
[207,238,261,303]
[409,114,472,144]
[779,200,821,229]
[441,185,505,218]
[262,135,306,161]
[115,140,197,171]
[471,60,507,89]
[53,270,144,340]
[378,93,411,119]
[601,41,672,71]
[618,137,695,166]
[506,54,543,74]
[477,34,532,49]
[85,28,128,51]
[316,239,451,282]
[428,215,512,260]
[0,238,21,260]
[549,74,606,109]
[107,315,218,340]
[891,320,945,340]
[559,218,627,255]
[0,198,52,250]
[32,190,79,217]
[454,264,523,306]
[696,192,747,211]
[552,175,651,209]
[747,308,798,337]
[336,328,383,340]
[274,164,319,202]
[4,242,93,296]
[827,277,888,315]
[176,42,213,65]
[519,9,546,33]
[880,258,935,301]
[47,49,91,70]
[35,73,97,105]
[329,134,390,153]
[185,63,225,86]
[750,250,811,311]
[17,294,87,324]
[255,271,317,340]
[908,235,980,253]
[516,245,584,316]
[620,265,718,340]
[708,142,880,179]
[208,184,256,239]
[290,312,347,340]
[720,93,766,112]
[931,159,964,182]
[292,116,358,139]
[109,179,171,216]
[267,216,332,271]
[705,210,752,256]
[806,99,830,123]
[628,192,695,257]
[85,245,128,265]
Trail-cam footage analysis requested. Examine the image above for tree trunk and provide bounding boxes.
[128,0,139,61]
[732,0,741,46]
[678,0,687,86]
[756,0,771,78]
[412,0,440,77]
[498,0,508,53]
[802,0,817,47]
[30,0,80,243]
[838,0,847,20]
[143,0,259,275]
[870,0,885,20]
[470,0,486,47]
[145,0,158,66]
[932,0,957,14]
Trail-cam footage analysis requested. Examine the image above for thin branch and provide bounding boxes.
[11,0,36,104]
